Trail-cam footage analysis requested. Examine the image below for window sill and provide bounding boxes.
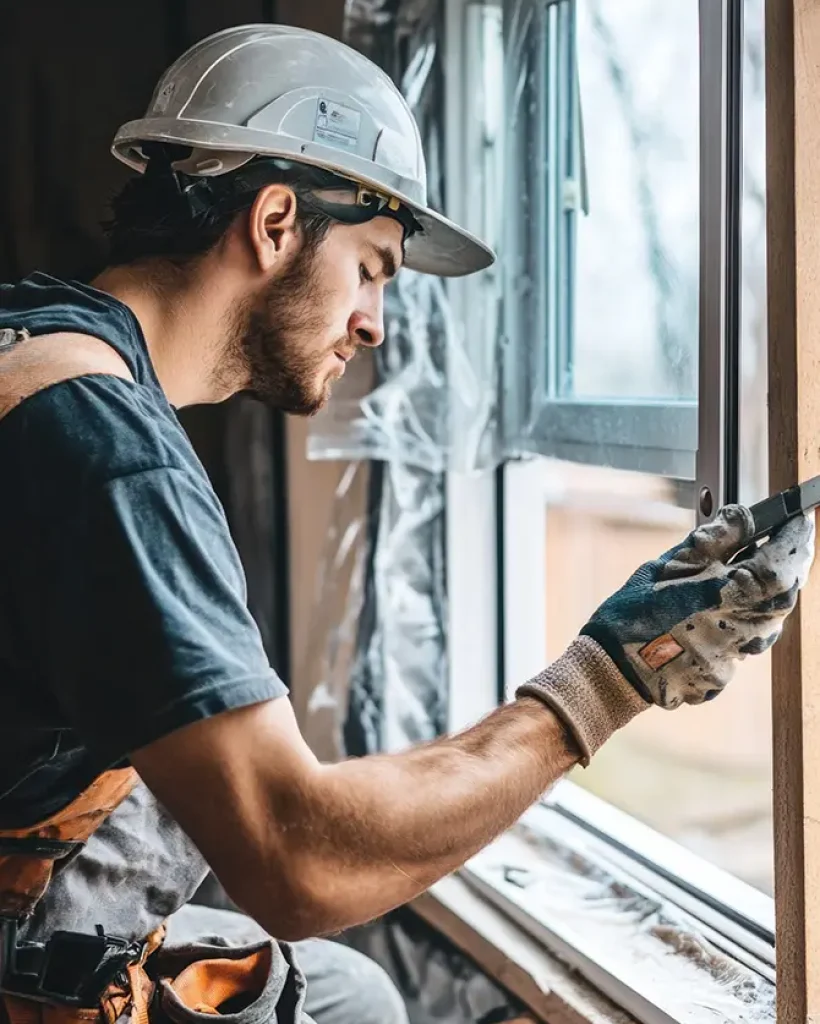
[411,873,638,1024]
[412,799,776,1024]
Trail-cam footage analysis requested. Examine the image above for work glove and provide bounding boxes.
[517,505,815,765]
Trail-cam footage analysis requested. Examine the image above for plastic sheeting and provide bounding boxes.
[298,2,508,1019]
[298,458,448,760]
[343,910,526,1024]
[300,0,454,759]
[307,0,503,474]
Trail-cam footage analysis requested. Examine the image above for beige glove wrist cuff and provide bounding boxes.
[516,636,649,767]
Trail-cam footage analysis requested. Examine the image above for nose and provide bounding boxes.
[348,300,385,348]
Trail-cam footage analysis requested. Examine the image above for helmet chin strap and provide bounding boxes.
[299,191,421,243]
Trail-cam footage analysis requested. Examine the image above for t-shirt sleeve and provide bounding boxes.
[38,465,288,765]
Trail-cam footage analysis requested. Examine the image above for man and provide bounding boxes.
[0,22,813,1024]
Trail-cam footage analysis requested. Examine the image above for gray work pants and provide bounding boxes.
[166,903,408,1024]
[19,783,408,1024]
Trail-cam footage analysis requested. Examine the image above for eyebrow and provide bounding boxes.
[368,242,403,280]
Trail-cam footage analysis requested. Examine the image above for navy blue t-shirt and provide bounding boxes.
[0,272,287,827]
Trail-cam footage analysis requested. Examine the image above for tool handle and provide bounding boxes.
[747,485,803,544]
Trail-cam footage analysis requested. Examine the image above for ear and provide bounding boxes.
[247,184,300,272]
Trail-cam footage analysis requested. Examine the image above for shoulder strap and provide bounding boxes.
[0,330,136,423]
[0,768,139,919]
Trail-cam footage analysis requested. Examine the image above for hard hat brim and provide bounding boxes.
[402,206,496,278]
[112,120,496,278]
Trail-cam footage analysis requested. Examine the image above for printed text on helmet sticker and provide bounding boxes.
[314,98,361,152]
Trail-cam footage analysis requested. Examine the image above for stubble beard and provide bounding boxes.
[221,238,345,415]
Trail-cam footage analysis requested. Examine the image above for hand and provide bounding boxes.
[581,504,815,709]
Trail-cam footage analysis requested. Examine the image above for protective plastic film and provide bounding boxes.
[295,460,371,762]
[297,459,448,761]
[297,3,509,1018]
[342,910,526,1024]
[299,1,456,761]
[307,0,503,473]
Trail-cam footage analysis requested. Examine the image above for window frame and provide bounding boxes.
[511,401,698,486]
[442,0,785,1020]
[497,0,743,497]
[763,0,820,1016]
[495,458,777,982]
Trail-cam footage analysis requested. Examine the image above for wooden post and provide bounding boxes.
[765,1,820,1019]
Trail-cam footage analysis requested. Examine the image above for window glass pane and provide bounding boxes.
[499,0,700,471]
[569,0,699,401]
[535,459,773,893]
[739,0,767,506]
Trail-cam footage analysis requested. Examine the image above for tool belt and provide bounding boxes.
[0,768,160,1024]
[0,770,278,1024]
[0,332,280,1024]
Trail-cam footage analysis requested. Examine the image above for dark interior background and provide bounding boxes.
[0,0,344,678]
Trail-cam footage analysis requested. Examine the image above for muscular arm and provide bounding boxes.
[2,331,577,939]
[131,694,577,940]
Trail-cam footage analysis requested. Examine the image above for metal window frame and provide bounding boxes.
[502,0,579,445]
[500,0,743,489]
[545,781,775,960]
[443,2,766,1020]
[496,455,777,1002]
[514,400,697,479]
[502,0,702,480]
[460,799,776,1024]
[695,0,743,520]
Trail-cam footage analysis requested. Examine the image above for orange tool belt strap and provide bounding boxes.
[0,770,139,921]
[0,768,272,1024]
[0,768,151,1022]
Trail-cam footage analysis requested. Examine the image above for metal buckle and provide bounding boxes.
[355,185,401,212]
[38,930,112,1002]
[0,925,144,1006]
[0,918,19,986]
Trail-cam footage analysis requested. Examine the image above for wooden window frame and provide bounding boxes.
[765,2,820,1019]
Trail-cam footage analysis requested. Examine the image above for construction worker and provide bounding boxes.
[0,22,813,1024]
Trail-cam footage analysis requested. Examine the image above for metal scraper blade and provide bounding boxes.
[798,474,820,513]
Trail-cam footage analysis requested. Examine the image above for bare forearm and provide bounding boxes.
[284,697,578,934]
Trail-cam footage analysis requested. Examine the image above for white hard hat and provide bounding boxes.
[111,24,495,278]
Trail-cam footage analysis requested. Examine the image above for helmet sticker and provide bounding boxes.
[313,97,362,153]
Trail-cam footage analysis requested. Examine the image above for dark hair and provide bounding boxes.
[104,148,334,268]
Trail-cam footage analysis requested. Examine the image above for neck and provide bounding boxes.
[91,262,240,407]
